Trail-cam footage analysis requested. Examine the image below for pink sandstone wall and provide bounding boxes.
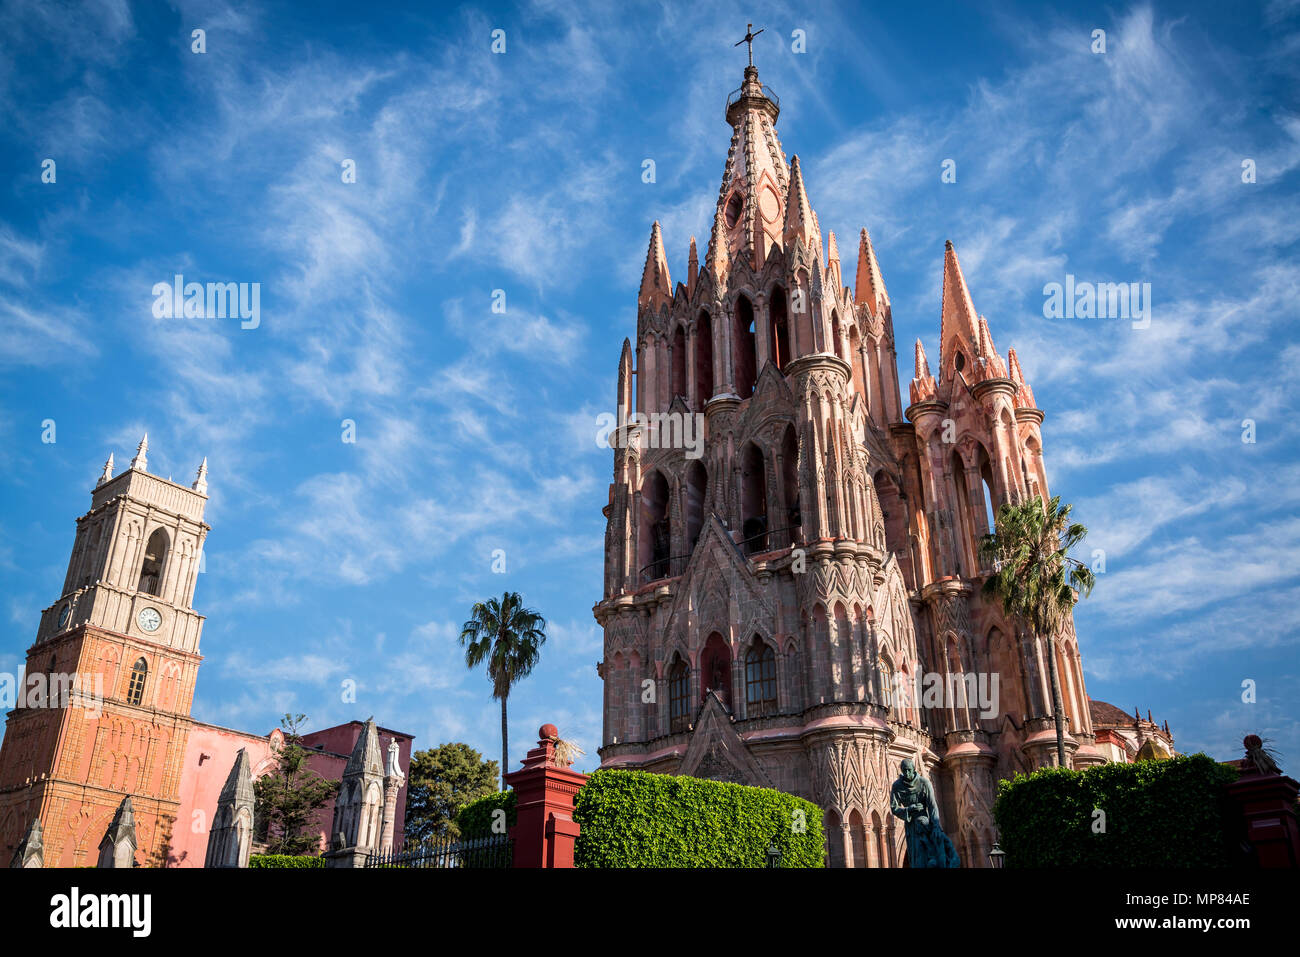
[169,719,414,867]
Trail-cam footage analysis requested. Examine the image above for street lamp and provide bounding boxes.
[765,838,783,869]
[988,842,1005,869]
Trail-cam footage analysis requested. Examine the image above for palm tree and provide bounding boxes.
[459,592,548,790]
[978,495,1095,768]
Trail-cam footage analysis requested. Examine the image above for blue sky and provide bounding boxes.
[1,0,1297,775]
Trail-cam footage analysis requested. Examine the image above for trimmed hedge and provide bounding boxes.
[993,753,1240,867]
[248,853,327,868]
[456,789,517,839]
[573,769,824,868]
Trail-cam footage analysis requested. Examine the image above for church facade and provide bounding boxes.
[594,61,1147,867]
[0,439,411,867]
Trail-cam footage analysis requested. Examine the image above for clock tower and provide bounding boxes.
[0,436,210,867]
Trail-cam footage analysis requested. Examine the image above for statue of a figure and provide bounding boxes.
[889,758,960,868]
[385,739,403,781]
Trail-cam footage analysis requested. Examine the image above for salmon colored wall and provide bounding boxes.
[169,719,413,867]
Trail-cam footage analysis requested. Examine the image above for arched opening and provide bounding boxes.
[834,602,853,700]
[695,311,714,409]
[684,460,707,552]
[744,637,777,717]
[768,285,790,372]
[825,810,844,867]
[950,450,976,576]
[638,471,671,580]
[849,810,867,868]
[671,324,686,403]
[668,654,690,732]
[137,527,169,596]
[874,470,907,558]
[740,442,767,554]
[700,632,732,707]
[126,657,148,706]
[831,312,844,361]
[849,326,865,399]
[781,425,801,543]
[878,655,894,715]
[734,295,757,398]
[871,810,887,867]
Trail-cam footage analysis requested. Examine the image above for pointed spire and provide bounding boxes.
[638,221,672,313]
[1007,347,1037,409]
[11,818,43,868]
[219,748,254,805]
[345,717,384,777]
[783,155,817,249]
[827,230,840,264]
[706,203,730,283]
[940,240,980,369]
[909,339,937,405]
[98,453,115,487]
[130,434,149,472]
[192,456,208,495]
[98,795,137,868]
[617,338,634,421]
[826,230,842,290]
[976,317,1008,378]
[687,236,698,297]
[854,228,889,314]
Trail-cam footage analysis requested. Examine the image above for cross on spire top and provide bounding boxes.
[735,22,764,68]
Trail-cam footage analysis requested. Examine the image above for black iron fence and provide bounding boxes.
[363,834,512,869]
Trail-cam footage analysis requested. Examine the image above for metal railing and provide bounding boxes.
[735,524,801,556]
[363,834,512,869]
[727,83,780,110]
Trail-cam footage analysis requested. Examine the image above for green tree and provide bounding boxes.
[252,713,339,856]
[978,495,1095,768]
[459,592,547,790]
[403,742,500,843]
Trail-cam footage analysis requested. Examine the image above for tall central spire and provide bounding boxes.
[711,39,788,273]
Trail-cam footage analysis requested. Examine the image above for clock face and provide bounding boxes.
[137,607,162,633]
[57,604,70,629]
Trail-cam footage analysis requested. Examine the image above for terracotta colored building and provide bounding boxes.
[0,438,412,867]
[595,58,1172,867]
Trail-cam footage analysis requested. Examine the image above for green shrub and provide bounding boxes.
[993,753,1240,867]
[573,769,824,868]
[456,789,517,839]
[248,853,327,868]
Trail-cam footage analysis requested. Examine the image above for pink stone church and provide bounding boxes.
[594,57,1175,867]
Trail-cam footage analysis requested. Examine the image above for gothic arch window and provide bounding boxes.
[744,637,777,717]
[734,294,757,398]
[768,284,790,372]
[739,442,767,553]
[668,655,690,733]
[671,323,687,402]
[700,632,731,706]
[950,449,977,576]
[684,460,707,552]
[126,657,148,706]
[695,310,714,409]
[878,655,894,714]
[725,191,743,228]
[831,312,844,361]
[137,527,169,596]
[780,425,800,541]
[639,470,671,581]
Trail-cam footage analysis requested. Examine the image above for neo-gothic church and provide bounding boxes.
[594,60,1128,867]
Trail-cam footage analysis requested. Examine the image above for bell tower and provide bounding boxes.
[0,438,210,867]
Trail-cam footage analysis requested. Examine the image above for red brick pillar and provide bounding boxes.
[1227,735,1300,868]
[504,724,589,868]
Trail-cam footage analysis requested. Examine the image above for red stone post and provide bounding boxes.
[504,724,588,868]
[1226,735,1300,868]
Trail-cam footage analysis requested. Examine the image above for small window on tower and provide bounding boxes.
[127,657,148,706]
[725,192,743,229]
